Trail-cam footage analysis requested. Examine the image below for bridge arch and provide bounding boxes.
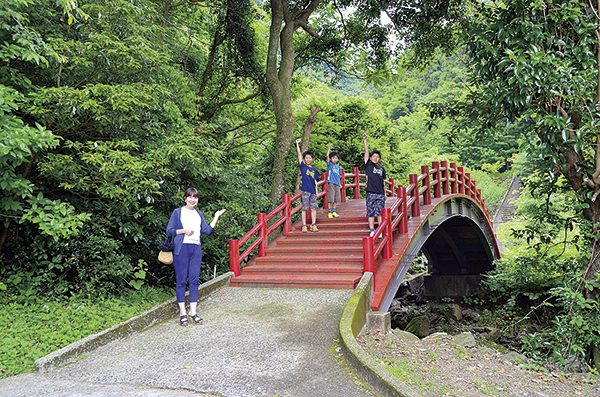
[378,195,500,312]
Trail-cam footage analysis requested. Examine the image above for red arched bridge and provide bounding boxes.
[229,161,501,311]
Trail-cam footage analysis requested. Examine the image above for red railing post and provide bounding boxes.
[341,168,347,203]
[322,172,329,210]
[458,166,465,194]
[389,178,395,198]
[465,173,471,197]
[353,167,360,199]
[410,174,420,217]
[432,161,441,198]
[229,239,240,276]
[422,165,431,205]
[471,180,477,199]
[399,186,408,234]
[382,208,393,259]
[363,236,375,273]
[441,160,449,195]
[283,193,291,236]
[258,212,267,257]
[450,162,458,194]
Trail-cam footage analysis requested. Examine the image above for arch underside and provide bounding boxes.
[379,197,499,311]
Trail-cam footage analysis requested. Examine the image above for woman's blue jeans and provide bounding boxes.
[173,243,202,303]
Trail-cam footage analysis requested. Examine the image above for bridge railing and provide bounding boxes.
[229,161,490,276]
[229,172,330,276]
[363,161,491,276]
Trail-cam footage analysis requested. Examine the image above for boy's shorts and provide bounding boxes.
[366,192,386,217]
[327,183,341,203]
[301,191,318,211]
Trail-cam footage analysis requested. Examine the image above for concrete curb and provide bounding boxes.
[339,273,422,397]
[34,272,234,373]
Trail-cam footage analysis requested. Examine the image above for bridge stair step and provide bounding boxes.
[254,255,363,265]
[229,273,361,289]
[265,246,363,255]
[288,228,369,237]
[275,236,364,246]
[302,219,368,228]
[240,262,364,275]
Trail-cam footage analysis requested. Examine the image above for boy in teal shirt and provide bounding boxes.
[326,143,341,218]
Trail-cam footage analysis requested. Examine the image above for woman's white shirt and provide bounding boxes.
[180,207,201,245]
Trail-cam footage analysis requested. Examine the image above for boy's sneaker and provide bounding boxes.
[369,229,375,238]
[310,224,319,232]
[332,211,339,217]
[302,225,308,233]
[328,212,334,218]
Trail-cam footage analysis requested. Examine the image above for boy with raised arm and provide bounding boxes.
[363,133,386,238]
[295,138,320,232]
[326,143,342,218]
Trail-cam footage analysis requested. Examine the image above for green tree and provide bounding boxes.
[402,0,600,368]
[457,0,600,295]
[0,1,90,253]
[396,0,600,295]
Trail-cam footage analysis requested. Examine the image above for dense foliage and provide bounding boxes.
[484,157,599,371]
[1,0,271,301]
[412,0,600,370]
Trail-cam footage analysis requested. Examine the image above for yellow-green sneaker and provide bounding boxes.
[328,212,334,218]
[332,211,340,217]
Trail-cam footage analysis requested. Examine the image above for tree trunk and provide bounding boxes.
[266,0,295,204]
[0,221,10,255]
[584,242,600,300]
[265,0,320,204]
[582,198,600,301]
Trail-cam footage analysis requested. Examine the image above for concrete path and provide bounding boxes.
[0,287,381,397]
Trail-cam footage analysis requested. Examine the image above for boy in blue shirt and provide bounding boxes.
[326,143,341,218]
[295,138,320,232]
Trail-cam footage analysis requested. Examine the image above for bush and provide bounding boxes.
[0,222,135,302]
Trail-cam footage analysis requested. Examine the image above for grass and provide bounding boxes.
[384,356,458,395]
[0,286,173,379]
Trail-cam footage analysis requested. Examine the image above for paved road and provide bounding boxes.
[0,287,381,397]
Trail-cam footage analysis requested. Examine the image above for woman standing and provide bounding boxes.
[166,188,226,326]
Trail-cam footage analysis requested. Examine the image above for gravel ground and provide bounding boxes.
[357,329,600,397]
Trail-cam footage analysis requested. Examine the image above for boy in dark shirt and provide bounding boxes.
[296,138,320,232]
[363,133,386,238]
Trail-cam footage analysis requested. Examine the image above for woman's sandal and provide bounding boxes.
[189,314,203,324]
[180,315,188,326]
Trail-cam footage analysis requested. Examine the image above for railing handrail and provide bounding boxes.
[230,161,491,277]
[361,161,492,279]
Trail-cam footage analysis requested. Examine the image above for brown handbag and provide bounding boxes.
[158,250,173,264]
[158,235,174,264]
